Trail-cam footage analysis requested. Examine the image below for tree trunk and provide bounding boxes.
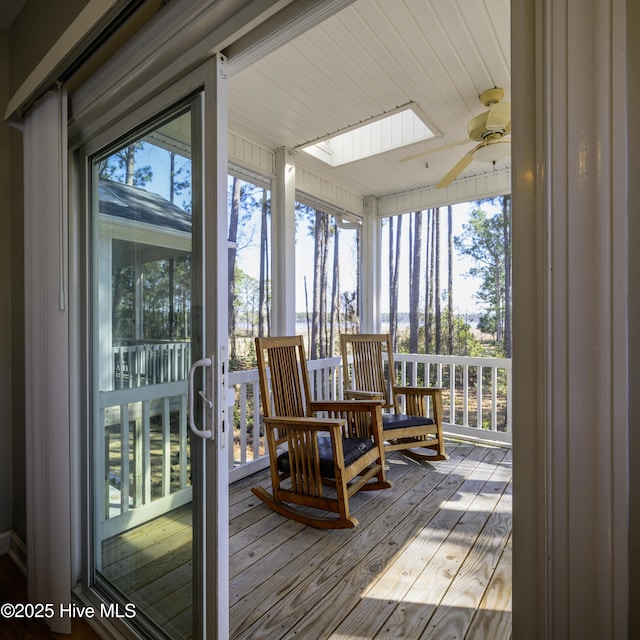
[228,177,241,361]
[448,205,454,354]
[125,145,135,185]
[311,210,329,359]
[112,267,125,341]
[355,231,361,333]
[425,209,434,354]
[503,195,512,357]
[168,258,175,340]
[435,207,442,354]
[389,216,402,351]
[169,152,175,203]
[409,211,422,355]
[258,192,269,337]
[329,225,340,357]
[319,212,330,358]
[388,217,395,347]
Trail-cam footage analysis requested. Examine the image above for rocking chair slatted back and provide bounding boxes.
[255,335,312,419]
[345,336,397,412]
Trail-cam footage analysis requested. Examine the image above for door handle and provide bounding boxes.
[188,357,213,439]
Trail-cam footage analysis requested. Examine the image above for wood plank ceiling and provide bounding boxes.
[227,0,511,202]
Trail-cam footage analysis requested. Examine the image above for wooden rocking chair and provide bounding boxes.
[340,333,447,461]
[252,335,391,529]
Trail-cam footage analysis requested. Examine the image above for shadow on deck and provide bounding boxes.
[101,441,512,639]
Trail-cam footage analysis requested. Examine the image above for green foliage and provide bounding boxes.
[228,180,268,249]
[98,142,153,187]
[454,196,511,355]
[112,255,191,343]
[233,266,271,338]
[396,310,484,357]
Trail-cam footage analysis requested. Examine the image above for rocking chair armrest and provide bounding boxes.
[391,385,443,421]
[309,400,385,444]
[392,385,444,399]
[263,416,346,432]
[344,389,385,401]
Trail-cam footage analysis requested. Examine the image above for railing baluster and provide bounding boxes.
[100,407,107,521]
[180,393,188,488]
[477,365,483,430]
[506,365,513,434]
[449,363,455,425]
[162,396,170,496]
[120,403,130,514]
[142,400,151,504]
[240,383,247,464]
[491,366,498,431]
[252,380,261,461]
[133,412,143,507]
[463,364,469,427]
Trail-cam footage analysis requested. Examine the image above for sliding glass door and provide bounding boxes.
[85,59,229,639]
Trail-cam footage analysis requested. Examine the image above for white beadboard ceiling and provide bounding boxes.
[227,0,510,204]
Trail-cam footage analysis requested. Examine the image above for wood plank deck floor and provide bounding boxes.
[102,441,512,639]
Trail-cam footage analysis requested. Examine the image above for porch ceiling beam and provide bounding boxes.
[376,167,511,217]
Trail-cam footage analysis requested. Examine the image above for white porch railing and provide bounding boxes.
[98,347,511,513]
[391,352,512,444]
[227,353,512,481]
[113,341,191,388]
[98,380,191,538]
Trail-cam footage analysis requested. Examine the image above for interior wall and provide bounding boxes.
[627,0,640,635]
[0,30,14,539]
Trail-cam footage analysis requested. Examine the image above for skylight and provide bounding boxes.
[300,104,435,167]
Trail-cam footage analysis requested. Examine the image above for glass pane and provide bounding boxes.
[227,175,271,468]
[294,203,360,359]
[227,175,271,370]
[92,108,196,639]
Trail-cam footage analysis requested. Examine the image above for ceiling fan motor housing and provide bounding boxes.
[479,87,505,106]
[468,112,493,141]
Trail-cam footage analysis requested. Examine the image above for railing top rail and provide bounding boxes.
[228,356,341,383]
[391,352,512,368]
[307,356,341,370]
[99,380,188,407]
[229,367,261,384]
[227,354,510,382]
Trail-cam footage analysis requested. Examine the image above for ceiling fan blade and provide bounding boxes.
[436,147,479,189]
[399,138,470,163]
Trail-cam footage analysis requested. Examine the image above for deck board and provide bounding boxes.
[100,441,512,640]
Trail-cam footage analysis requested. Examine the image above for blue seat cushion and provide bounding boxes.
[277,436,375,478]
[382,413,435,429]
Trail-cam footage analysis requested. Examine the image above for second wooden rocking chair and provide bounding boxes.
[340,333,447,462]
[251,335,391,529]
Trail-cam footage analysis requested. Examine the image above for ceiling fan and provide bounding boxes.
[401,88,511,189]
